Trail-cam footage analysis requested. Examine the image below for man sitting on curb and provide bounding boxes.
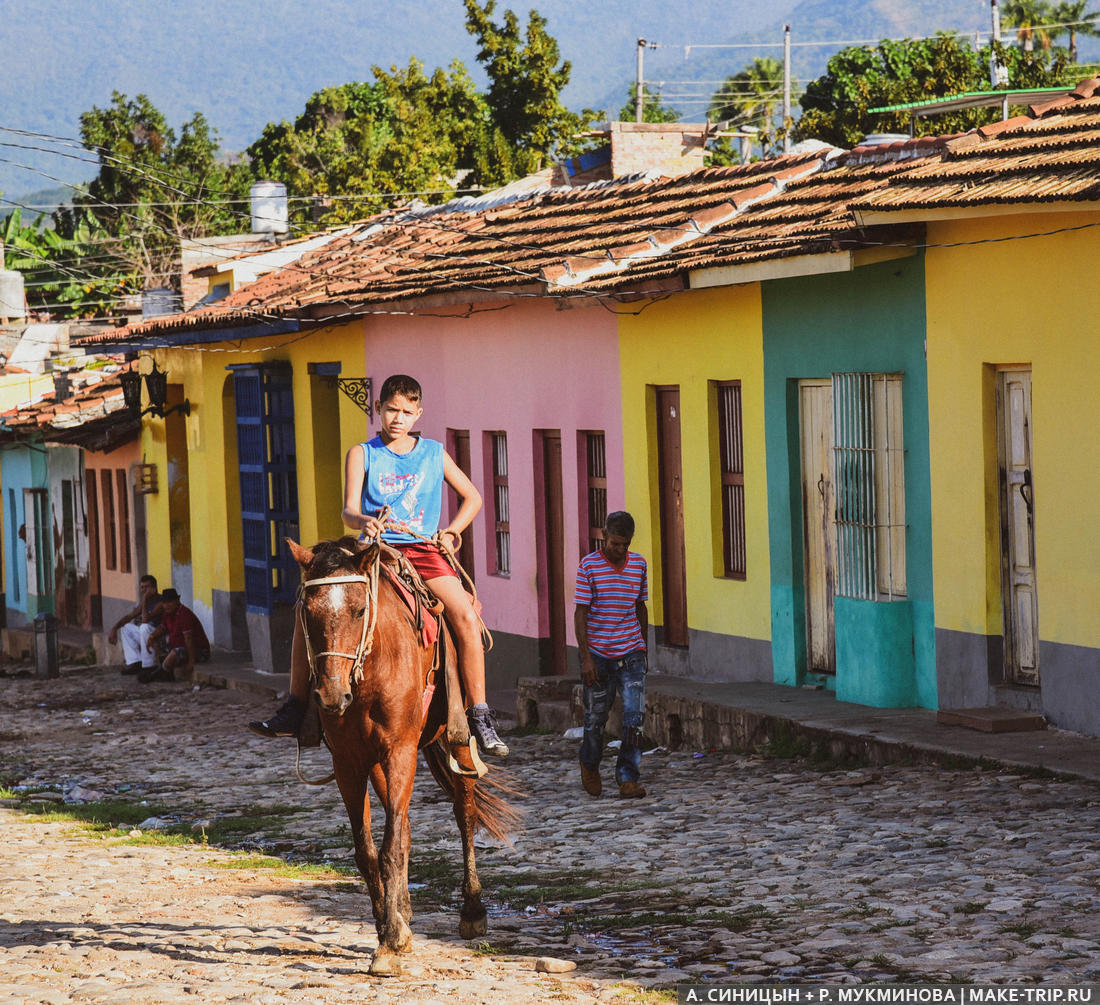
[107,575,163,676]
[140,588,210,683]
[574,510,650,800]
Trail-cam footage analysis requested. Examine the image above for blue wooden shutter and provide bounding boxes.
[230,363,300,613]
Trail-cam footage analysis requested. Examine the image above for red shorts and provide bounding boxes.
[397,543,457,581]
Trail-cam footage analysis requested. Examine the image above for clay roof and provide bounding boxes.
[76,76,1100,347]
[0,361,140,451]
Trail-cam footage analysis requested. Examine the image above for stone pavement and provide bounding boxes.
[1,661,1099,1003]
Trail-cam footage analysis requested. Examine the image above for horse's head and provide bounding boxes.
[288,536,375,715]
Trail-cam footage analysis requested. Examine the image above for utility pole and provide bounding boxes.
[990,0,1009,87]
[783,25,791,154]
[636,38,647,123]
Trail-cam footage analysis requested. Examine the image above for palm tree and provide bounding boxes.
[1002,0,1056,52]
[709,57,788,157]
[1052,0,1100,60]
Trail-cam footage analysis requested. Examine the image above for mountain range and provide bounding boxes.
[2,0,1095,202]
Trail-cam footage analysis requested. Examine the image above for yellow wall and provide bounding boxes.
[139,322,368,618]
[618,283,771,641]
[925,210,1100,648]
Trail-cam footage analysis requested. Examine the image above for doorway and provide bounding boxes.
[997,368,1039,686]
[655,387,688,647]
[799,379,837,675]
[535,430,567,675]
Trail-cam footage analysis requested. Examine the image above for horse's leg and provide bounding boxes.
[366,762,413,925]
[367,748,417,977]
[332,763,385,923]
[450,745,487,940]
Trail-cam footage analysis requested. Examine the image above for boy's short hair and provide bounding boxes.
[605,511,635,539]
[140,574,158,590]
[379,374,422,405]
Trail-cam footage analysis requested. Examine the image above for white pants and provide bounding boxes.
[119,622,157,668]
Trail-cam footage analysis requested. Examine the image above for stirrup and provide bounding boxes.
[447,735,488,778]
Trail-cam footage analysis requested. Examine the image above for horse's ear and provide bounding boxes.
[286,538,314,568]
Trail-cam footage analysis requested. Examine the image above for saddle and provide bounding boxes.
[297,539,491,780]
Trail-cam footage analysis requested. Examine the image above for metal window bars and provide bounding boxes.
[492,432,510,575]
[831,372,906,600]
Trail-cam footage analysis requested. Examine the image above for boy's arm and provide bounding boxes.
[342,444,380,535]
[440,451,482,543]
[635,599,649,665]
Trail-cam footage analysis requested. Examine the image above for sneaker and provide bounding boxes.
[248,696,306,738]
[618,780,646,799]
[467,704,509,757]
[580,764,602,797]
[137,665,173,684]
[121,662,141,676]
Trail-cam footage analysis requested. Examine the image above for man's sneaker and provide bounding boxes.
[121,662,141,676]
[137,665,173,684]
[619,780,646,799]
[467,704,509,757]
[249,696,306,738]
[580,764,602,797]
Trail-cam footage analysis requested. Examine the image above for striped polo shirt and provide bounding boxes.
[574,550,648,658]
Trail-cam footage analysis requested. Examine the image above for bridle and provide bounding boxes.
[297,545,381,687]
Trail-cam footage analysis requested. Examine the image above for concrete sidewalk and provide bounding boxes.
[190,656,1100,785]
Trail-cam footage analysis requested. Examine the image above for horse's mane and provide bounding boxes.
[307,536,372,576]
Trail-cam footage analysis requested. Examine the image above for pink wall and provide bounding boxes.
[358,298,624,645]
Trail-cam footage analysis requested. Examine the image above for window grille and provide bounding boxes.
[8,488,19,602]
[716,381,747,578]
[583,431,607,557]
[832,372,906,600]
[100,470,117,571]
[490,432,510,575]
[446,429,475,583]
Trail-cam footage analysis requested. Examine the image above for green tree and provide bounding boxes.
[60,92,244,289]
[463,0,593,161]
[1002,0,1056,51]
[709,57,789,158]
[619,84,679,123]
[2,207,135,319]
[795,34,1065,148]
[1052,0,1100,60]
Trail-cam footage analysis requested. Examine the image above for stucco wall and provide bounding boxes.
[617,283,773,682]
[762,254,936,710]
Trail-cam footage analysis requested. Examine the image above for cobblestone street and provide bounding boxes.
[2,666,1099,1003]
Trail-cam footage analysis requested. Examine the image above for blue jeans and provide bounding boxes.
[579,650,646,785]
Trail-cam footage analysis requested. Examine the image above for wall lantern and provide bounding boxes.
[120,361,190,419]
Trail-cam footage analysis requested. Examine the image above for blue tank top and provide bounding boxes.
[359,435,444,545]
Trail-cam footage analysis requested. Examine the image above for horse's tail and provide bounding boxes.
[423,741,524,847]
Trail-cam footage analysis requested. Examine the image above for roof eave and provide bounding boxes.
[852,199,1100,227]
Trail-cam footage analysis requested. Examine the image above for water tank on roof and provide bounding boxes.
[250,180,289,235]
[0,242,25,319]
[0,269,24,319]
[142,287,182,319]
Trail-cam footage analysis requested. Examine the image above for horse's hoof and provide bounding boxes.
[459,914,488,940]
[370,948,402,977]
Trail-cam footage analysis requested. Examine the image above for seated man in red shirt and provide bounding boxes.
[140,588,211,683]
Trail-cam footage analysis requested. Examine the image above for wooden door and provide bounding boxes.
[536,431,567,675]
[656,387,689,646]
[799,380,837,675]
[998,369,1039,685]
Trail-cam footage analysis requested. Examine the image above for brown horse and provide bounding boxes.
[287,536,519,976]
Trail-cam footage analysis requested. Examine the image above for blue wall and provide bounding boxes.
[761,255,936,709]
[1,443,49,624]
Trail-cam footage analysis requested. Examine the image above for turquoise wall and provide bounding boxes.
[1,444,49,620]
[761,255,936,709]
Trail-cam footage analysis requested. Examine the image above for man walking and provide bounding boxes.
[574,511,649,799]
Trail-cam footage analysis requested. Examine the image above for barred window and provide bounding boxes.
[716,381,746,578]
[582,431,607,557]
[490,432,510,575]
[832,372,906,600]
